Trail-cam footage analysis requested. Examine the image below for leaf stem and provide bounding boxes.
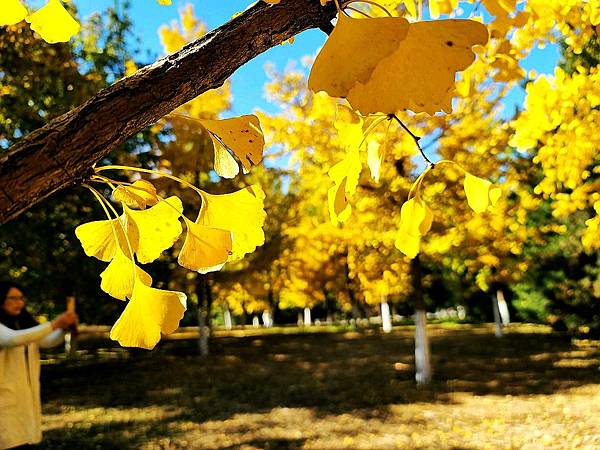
[95,165,205,200]
[390,113,434,166]
[345,0,393,17]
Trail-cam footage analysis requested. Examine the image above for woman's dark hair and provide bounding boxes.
[0,281,39,330]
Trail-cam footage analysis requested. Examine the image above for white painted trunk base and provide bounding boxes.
[497,289,510,326]
[381,300,392,333]
[224,308,233,330]
[304,307,312,326]
[414,309,432,384]
[262,310,273,327]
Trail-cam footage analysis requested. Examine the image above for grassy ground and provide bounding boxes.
[39,324,600,449]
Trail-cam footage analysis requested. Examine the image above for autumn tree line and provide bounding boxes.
[1,1,599,340]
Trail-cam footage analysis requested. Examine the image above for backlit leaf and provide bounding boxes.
[26,0,80,44]
[75,218,127,262]
[464,173,501,213]
[109,281,187,350]
[122,196,183,264]
[346,20,489,115]
[196,186,266,261]
[394,197,432,259]
[0,0,27,26]
[328,177,352,226]
[199,115,264,177]
[100,247,153,301]
[308,14,410,98]
[113,180,159,209]
[178,218,232,274]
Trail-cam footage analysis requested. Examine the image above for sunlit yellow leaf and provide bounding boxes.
[429,0,459,18]
[0,0,27,26]
[395,234,421,259]
[328,147,362,195]
[100,247,152,301]
[178,217,232,274]
[122,196,183,263]
[75,218,127,262]
[196,186,266,261]
[489,186,502,206]
[367,140,385,183]
[328,177,352,226]
[347,20,488,115]
[464,173,500,213]
[419,203,434,234]
[199,115,264,176]
[157,0,172,4]
[109,281,187,350]
[213,141,240,179]
[308,14,410,98]
[113,180,159,209]
[27,0,80,44]
[394,197,432,259]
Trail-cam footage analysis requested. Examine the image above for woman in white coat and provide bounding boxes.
[0,281,78,450]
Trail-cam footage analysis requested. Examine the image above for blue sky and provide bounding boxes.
[72,0,560,118]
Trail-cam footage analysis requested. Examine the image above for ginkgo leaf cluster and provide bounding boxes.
[75,173,266,349]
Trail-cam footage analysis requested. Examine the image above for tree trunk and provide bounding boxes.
[196,275,210,357]
[303,307,312,326]
[381,297,392,333]
[412,256,432,385]
[262,310,273,327]
[492,292,503,338]
[496,289,510,326]
[64,295,78,358]
[224,307,233,330]
[0,0,336,223]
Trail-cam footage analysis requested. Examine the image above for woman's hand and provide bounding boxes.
[51,311,79,330]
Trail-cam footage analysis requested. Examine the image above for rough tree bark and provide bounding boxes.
[0,0,336,224]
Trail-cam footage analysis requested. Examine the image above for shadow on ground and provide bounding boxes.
[39,325,600,449]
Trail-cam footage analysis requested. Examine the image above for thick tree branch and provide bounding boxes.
[0,0,336,223]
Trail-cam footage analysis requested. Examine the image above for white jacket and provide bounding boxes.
[0,322,64,449]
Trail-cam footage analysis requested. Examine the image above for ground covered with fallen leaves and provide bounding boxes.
[39,324,600,449]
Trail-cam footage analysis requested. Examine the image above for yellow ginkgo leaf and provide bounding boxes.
[109,281,187,350]
[394,197,432,258]
[420,203,434,235]
[328,147,362,195]
[367,140,386,183]
[464,173,501,213]
[308,14,410,98]
[199,115,264,176]
[429,0,459,18]
[178,217,232,273]
[334,104,364,151]
[213,141,240,179]
[75,218,127,262]
[328,177,352,226]
[113,180,159,209]
[346,20,488,115]
[196,186,266,261]
[395,234,421,259]
[122,196,183,264]
[100,247,152,301]
[27,0,80,44]
[0,0,27,26]
[489,187,502,206]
